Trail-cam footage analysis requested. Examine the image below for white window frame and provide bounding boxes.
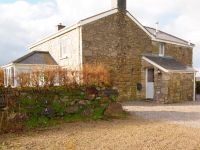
[4,67,15,87]
[60,36,68,59]
[159,43,165,56]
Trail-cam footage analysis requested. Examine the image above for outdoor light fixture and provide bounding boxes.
[157,69,162,75]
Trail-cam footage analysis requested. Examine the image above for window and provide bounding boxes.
[60,36,67,58]
[4,69,7,86]
[159,43,165,56]
[11,67,14,86]
[5,67,15,87]
[148,69,154,82]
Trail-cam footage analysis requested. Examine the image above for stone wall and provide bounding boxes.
[167,73,194,103]
[82,12,154,101]
[155,72,194,104]
[152,41,193,66]
[141,60,194,103]
[28,11,193,102]
[141,59,168,102]
[30,28,82,70]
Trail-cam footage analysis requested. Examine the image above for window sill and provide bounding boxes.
[60,56,68,60]
[158,54,164,57]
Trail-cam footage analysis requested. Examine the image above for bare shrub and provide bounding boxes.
[16,72,30,87]
[43,67,59,87]
[69,70,80,87]
[30,68,42,87]
[57,68,70,86]
[57,68,79,87]
[82,64,110,86]
[14,64,110,88]
[0,69,4,86]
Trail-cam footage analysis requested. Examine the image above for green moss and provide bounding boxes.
[92,107,106,120]
[64,114,87,122]
[2,86,120,132]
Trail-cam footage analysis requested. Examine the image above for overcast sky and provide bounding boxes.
[0,0,200,75]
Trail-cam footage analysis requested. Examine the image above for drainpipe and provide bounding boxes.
[194,72,196,101]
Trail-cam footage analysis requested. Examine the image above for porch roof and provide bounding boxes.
[142,54,196,73]
[12,51,58,65]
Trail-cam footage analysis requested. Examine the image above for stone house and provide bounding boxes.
[1,0,197,103]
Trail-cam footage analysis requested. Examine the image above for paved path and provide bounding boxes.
[123,100,200,128]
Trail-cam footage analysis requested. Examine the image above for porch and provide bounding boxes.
[141,54,196,103]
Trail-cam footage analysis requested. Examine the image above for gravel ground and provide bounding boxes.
[1,100,200,150]
[1,118,200,150]
[123,100,200,128]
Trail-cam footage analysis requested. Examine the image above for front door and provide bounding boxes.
[146,68,154,99]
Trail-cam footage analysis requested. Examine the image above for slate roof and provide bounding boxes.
[145,27,194,46]
[143,54,196,72]
[12,51,58,65]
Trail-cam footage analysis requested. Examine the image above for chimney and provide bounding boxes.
[111,0,126,10]
[57,23,65,31]
[154,22,159,36]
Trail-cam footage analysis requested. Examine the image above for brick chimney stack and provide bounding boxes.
[111,0,126,10]
[57,23,65,31]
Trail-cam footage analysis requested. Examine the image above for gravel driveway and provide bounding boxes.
[123,100,200,128]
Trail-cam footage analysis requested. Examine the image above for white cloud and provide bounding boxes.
[0,0,200,77]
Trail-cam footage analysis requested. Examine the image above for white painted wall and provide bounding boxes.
[30,27,82,70]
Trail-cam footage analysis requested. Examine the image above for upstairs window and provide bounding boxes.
[60,36,67,58]
[159,43,165,56]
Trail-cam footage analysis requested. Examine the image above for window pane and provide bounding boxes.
[11,67,14,86]
[159,43,165,56]
[148,69,154,82]
[60,37,67,58]
[4,69,7,86]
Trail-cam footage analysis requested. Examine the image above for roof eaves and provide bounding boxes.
[29,23,80,49]
[11,51,58,65]
[29,9,119,49]
[14,63,59,67]
[12,51,36,63]
[144,26,195,48]
[168,70,197,73]
[1,63,14,69]
[79,8,118,26]
[152,38,195,48]
[142,56,197,73]
[126,11,154,39]
[142,56,169,73]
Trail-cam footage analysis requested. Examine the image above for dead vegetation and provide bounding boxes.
[0,69,3,86]
[15,64,110,88]
[82,64,110,86]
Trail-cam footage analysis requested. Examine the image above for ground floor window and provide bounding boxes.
[4,67,15,87]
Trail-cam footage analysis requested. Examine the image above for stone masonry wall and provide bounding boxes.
[155,72,194,104]
[82,12,154,101]
[141,59,169,103]
[167,73,194,103]
[152,41,193,66]
[141,60,194,103]
[28,11,193,102]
